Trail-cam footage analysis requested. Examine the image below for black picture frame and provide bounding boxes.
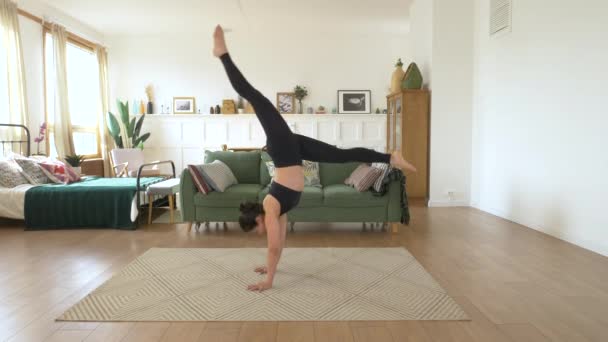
[337,90,372,114]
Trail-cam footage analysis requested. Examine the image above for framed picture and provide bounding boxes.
[173,97,195,114]
[276,92,295,114]
[337,90,371,114]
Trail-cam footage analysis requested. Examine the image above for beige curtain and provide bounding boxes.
[51,23,74,157]
[96,46,111,176]
[0,0,29,135]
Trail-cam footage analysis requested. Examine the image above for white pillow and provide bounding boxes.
[198,160,238,192]
[265,160,321,187]
[0,160,30,188]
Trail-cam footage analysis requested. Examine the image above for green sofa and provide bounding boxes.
[180,150,406,232]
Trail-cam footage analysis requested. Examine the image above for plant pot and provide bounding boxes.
[72,166,82,175]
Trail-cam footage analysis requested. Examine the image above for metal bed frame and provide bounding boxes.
[0,123,31,157]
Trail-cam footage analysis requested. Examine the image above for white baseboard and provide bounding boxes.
[427,200,470,207]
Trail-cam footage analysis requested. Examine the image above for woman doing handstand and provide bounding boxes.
[213,25,416,291]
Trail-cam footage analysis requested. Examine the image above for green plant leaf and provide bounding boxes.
[134,113,145,138]
[127,117,135,139]
[134,132,150,147]
[118,100,130,127]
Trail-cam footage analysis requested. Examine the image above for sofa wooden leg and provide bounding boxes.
[391,223,400,234]
[188,222,193,232]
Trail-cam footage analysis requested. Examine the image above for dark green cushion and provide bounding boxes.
[258,185,323,208]
[260,151,271,185]
[323,184,389,207]
[319,162,360,186]
[194,184,262,207]
[204,150,261,184]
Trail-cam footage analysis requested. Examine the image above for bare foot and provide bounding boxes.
[213,25,228,57]
[390,151,417,173]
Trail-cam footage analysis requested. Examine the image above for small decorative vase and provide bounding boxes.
[210,106,215,114]
[298,101,304,114]
[215,105,221,114]
[391,58,405,93]
[147,102,154,114]
[402,62,424,89]
[307,107,313,114]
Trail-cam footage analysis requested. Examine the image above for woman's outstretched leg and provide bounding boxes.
[296,134,417,172]
[213,25,291,138]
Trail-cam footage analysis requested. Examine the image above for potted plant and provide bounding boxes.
[107,100,151,150]
[65,154,85,174]
[293,85,308,114]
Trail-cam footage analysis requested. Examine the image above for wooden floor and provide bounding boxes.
[1,206,607,342]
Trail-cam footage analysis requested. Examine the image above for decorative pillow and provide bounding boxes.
[0,160,29,188]
[265,160,321,187]
[63,163,82,183]
[38,160,73,184]
[188,164,213,194]
[371,163,392,192]
[345,163,383,192]
[197,160,238,192]
[14,158,50,185]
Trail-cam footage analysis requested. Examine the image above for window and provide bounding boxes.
[0,27,9,124]
[44,31,101,157]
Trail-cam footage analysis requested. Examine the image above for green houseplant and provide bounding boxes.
[107,100,151,149]
[293,85,308,114]
[65,154,85,175]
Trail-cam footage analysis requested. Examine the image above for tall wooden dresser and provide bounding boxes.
[386,90,430,202]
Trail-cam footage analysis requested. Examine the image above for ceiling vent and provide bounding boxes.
[490,0,512,36]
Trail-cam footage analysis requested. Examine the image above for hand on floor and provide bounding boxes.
[247,280,272,292]
[254,266,268,274]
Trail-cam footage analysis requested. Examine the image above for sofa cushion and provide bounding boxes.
[319,162,360,186]
[258,185,323,208]
[345,164,382,192]
[323,184,389,208]
[204,150,261,184]
[194,184,263,207]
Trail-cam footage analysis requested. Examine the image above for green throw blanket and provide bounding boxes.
[25,177,163,230]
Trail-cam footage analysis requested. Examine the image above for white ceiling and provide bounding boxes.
[36,0,412,36]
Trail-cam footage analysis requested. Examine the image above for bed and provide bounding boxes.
[0,124,172,230]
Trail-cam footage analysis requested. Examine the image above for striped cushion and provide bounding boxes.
[344,164,383,192]
[196,160,238,193]
[14,158,51,185]
[188,164,212,194]
[371,163,392,192]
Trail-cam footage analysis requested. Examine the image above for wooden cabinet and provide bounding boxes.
[386,90,430,201]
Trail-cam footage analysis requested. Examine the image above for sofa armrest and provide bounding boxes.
[180,168,197,222]
[386,179,403,223]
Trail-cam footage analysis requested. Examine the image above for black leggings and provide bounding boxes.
[220,53,391,167]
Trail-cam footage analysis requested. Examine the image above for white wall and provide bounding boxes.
[471,0,608,256]
[409,0,433,88]
[108,31,411,116]
[409,0,474,206]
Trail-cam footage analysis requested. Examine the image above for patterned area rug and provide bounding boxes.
[58,248,468,321]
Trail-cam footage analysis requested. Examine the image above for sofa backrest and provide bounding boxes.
[204,150,261,184]
[320,162,360,186]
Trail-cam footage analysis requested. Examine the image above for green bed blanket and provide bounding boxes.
[24,177,163,230]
